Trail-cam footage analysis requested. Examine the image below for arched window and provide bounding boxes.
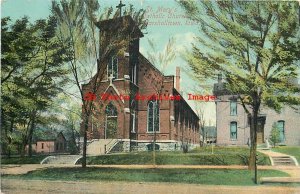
[277,120,285,143]
[147,100,159,132]
[105,102,118,116]
[107,56,118,79]
[230,121,237,140]
[105,102,118,139]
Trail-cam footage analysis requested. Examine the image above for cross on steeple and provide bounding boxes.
[116,0,125,17]
[108,73,114,85]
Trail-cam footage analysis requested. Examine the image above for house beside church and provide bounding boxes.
[80,15,200,154]
[26,132,67,154]
[213,75,300,146]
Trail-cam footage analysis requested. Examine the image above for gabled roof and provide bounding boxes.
[139,53,199,121]
[35,131,66,142]
[173,88,199,121]
[57,131,67,141]
[139,53,164,77]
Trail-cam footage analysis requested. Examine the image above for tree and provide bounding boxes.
[269,122,280,148]
[178,0,300,177]
[52,0,148,167]
[1,16,69,157]
[194,100,206,146]
[146,37,176,161]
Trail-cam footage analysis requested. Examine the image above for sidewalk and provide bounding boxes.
[258,150,291,157]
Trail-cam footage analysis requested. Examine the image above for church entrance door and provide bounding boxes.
[257,116,266,144]
[106,117,118,139]
[105,102,118,139]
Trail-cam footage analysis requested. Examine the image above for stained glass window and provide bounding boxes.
[105,102,118,116]
[147,100,159,132]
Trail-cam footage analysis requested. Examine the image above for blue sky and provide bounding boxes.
[1,0,216,125]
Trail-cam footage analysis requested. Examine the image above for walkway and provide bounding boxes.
[258,149,300,183]
[259,149,298,166]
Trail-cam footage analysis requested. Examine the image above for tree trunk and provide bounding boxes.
[248,99,259,170]
[20,138,27,157]
[82,116,89,168]
[28,112,36,157]
[71,122,78,154]
[7,118,14,158]
[201,127,205,147]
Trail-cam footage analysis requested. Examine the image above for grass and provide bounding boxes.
[1,155,48,164]
[79,147,270,166]
[272,146,300,163]
[2,167,288,186]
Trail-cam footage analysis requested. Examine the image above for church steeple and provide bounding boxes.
[96,15,143,38]
[96,15,143,84]
[96,15,144,53]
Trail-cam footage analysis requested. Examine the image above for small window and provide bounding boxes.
[130,100,136,133]
[107,56,118,79]
[277,120,285,143]
[230,100,237,116]
[147,143,160,151]
[131,111,136,133]
[230,122,237,140]
[131,63,137,84]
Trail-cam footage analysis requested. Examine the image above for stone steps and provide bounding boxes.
[85,139,120,155]
[272,156,296,166]
[41,155,82,164]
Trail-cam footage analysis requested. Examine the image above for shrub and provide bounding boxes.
[269,123,280,148]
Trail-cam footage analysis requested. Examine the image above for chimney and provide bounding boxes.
[175,67,180,91]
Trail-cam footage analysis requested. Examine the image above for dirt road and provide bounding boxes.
[1,179,300,194]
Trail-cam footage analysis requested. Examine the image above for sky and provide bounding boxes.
[1,0,217,125]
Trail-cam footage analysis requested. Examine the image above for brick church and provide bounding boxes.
[81,15,200,153]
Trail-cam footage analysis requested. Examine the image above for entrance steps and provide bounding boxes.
[257,139,270,150]
[41,155,82,164]
[85,139,120,156]
[271,156,297,166]
[259,149,298,166]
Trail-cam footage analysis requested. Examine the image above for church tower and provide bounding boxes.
[81,15,144,144]
[96,15,144,84]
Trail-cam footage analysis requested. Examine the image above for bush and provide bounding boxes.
[269,123,280,148]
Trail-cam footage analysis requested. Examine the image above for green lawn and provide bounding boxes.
[2,167,288,186]
[80,147,270,166]
[272,146,300,163]
[1,155,48,164]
